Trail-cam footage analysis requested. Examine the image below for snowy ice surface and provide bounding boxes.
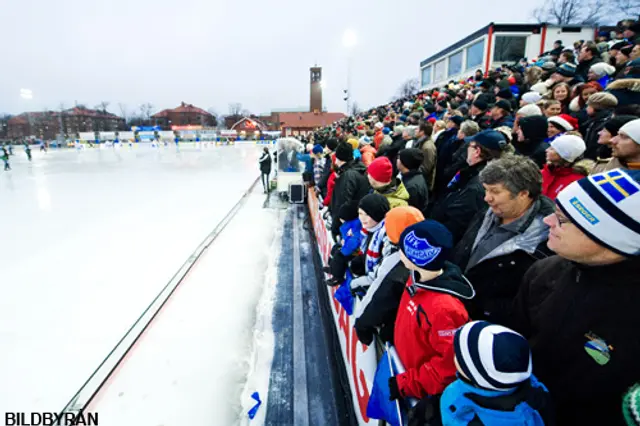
[0,145,278,425]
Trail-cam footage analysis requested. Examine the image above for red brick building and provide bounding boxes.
[279,112,345,137]
[7,107,125,140]
[152,102,216,129]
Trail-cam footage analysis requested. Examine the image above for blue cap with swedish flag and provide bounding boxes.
[556,168,640,257]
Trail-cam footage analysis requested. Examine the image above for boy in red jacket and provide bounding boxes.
[389,220,475,400]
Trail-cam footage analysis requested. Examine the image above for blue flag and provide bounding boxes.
[247,391,262,419]
[334,271,354,315]
[367,348,403,426]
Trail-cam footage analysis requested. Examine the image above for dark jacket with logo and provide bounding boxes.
[429,163,488,245]
[509,256,640,426]
[451,196,555,325]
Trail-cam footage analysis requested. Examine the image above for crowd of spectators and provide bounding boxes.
[290,19,640,426]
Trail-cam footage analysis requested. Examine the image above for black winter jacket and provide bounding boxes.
[452,196,554,325]
[259,151,272,174]
[582,109,613,161]
[513,138,550,169]
[429,163,487,245]
[354,248,410,345]
[401,170,429,214]
[330,161,370,232]
[509,256,640,426]
[434,137,465,199]
[317,152,333,197]
[576,56,603,82]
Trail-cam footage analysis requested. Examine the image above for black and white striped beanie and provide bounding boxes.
[454,321,532,391]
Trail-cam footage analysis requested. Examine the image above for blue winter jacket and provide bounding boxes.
[339,218,362,256]
[296,153,314,173]
[440,375,550,426]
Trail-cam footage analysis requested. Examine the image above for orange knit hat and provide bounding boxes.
[385,206,425,245]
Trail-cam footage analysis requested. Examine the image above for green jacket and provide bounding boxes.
[375,180,410,209]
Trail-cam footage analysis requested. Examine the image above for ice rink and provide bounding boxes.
[0,144,281,424]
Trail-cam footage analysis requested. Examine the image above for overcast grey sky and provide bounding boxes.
[0,0,543,117]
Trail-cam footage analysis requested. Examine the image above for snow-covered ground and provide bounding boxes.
[0,145,279,424]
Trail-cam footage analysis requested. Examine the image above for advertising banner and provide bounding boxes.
[307,190,377,425]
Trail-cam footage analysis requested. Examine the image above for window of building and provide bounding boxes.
[421,66,432,86]
[493,35,527,62]
[466,39,485,70]
[434,59,446,83]
[448,50,463,77]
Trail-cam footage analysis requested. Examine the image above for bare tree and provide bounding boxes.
[532,0,606,24]
[349,102,362,116]
[228,103,243,116]
[396,78,420,100]
[139,103,154,125]
[610,0,640,17]
[96,101,110,114]
[118,103,129,122]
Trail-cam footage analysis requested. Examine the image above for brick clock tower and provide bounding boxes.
[310,66,322,113]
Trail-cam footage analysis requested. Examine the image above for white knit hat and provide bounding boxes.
[517,104,542,117]
[589,62,616,78]
[550,134,586,162]
[548,115,575,132]
[521,92,542,104]
[556,169,640,257]
[530,82,550,95]
[619,119,640,144]
[374,122,384,130]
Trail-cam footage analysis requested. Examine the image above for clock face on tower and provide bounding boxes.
[311,71,321,82]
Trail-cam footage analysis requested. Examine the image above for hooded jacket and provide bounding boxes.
[607,78,640,107]
[582,109,614,160]
[374,179,410,209]
[330,161,370,234]
[541,160,594,200]
[514,116,550,168]
[429,163,488,245]
[394,263,474,399]
[259,150,272,174]
[440,375,552,426]
[452,196,554,325]
[510,256,640,426]
[360,144,377,167]
[394,262,475,398]
[401,170,430,214]
[354,246,410,345]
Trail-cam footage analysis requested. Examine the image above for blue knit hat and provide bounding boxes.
[454,321,532,391]
[312,144,324,155]
[555,62,577,78]
[555,168,640,257]
[382,127,391,135]
[399,220,452,271]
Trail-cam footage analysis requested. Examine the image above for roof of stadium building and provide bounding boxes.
[419,22,595,68]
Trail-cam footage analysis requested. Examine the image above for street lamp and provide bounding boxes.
[342,29,357,114]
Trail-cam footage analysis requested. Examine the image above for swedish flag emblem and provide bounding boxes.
[592,170,639,203]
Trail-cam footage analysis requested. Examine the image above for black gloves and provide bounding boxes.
[389,377,401,401]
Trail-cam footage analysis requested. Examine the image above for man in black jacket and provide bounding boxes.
[514,115,549,168]
[397,148,429,213]
[451,155,554,325]
[576,41,604,82]
[330,143,370,238]
[317,138,338,197]
[430,129,507,244]
[510,168,640,426]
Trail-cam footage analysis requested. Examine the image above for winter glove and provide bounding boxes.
[388,377,401,401]
[354,324,374,346]
[407,395,442,426]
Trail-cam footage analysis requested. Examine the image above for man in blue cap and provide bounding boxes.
[429,129,509,244]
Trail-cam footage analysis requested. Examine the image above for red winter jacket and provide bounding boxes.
[394,263,473,399]
[324,172,336,207]
[374,131,384,150]
[541,163,588,200]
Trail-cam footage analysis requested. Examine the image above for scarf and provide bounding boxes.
[360,220,386,274]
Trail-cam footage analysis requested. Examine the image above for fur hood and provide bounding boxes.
[572,158,595,175]
[607,78,640,91]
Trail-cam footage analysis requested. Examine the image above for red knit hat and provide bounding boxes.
[368,157,393,184]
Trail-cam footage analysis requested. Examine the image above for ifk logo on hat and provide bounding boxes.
[403,231,441,267]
